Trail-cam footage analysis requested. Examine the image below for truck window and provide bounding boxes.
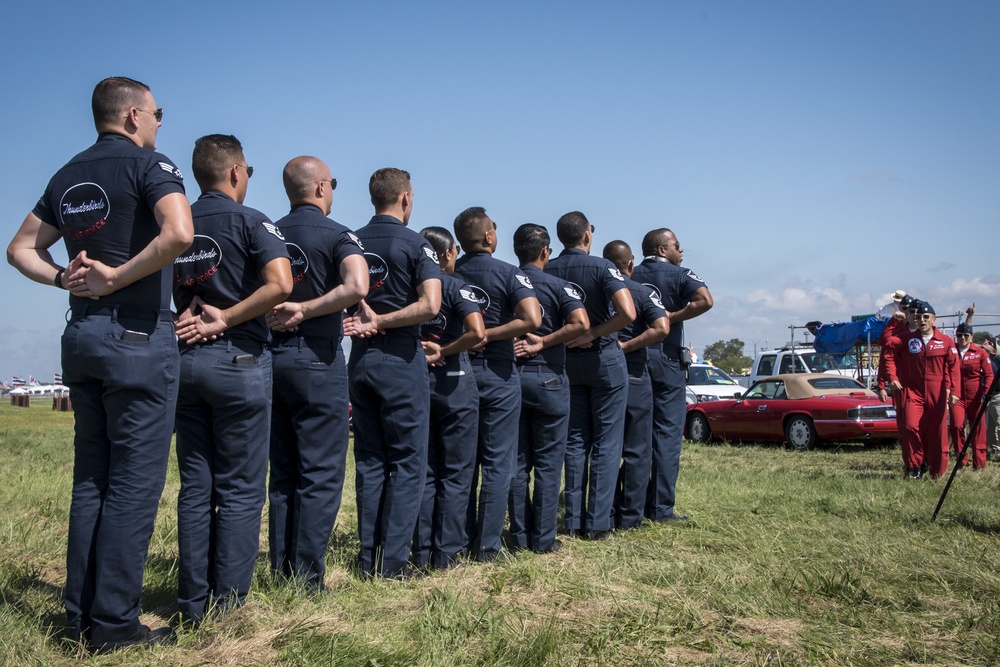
[758,354,776,376]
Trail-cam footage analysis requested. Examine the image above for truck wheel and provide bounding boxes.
[785,416,816,451]
[687,412,711,443]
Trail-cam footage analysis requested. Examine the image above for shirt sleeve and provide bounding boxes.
[557,280,585,320]
[679,268,707,302]
[413,238,442,285]
[249,214,291,270]
[332,229,365,265]
[32,180,57,228]
[639,285,668,326]
[507,267,536,306]
[453,281,482,321]
[599,260,629,301]
[140,152,186,209]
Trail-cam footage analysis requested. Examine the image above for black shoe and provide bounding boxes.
[558,528,581,538]
[92,625,174,654]
[532,538,563,554]
[911,467,924,479]
[583,529,611,541]
[475,549,502,563]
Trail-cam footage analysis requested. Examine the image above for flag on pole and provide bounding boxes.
[54,372,63,385]
[28,376,39,386]
[12,376,25,387]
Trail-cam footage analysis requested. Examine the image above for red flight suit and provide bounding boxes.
[899,328,960,478]
[949,343,994,469]
[880,319,919,470]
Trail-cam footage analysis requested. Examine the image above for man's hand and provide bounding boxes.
[877,388,888,402]
[64,250,119,300]
[343,299,382,338]
[514,333,543,358]
[267,302,304,332]
[566,330,596,349]
[176,299,228,344]
[422,340,445,366]
[889,380,902,392]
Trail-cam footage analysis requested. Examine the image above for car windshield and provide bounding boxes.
[808,377,865,390]
[688,366,739,386]
[801,353,842,372]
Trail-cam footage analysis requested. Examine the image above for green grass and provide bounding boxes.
[2,401,1000,665]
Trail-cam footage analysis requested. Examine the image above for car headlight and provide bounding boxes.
[696,394,719,402]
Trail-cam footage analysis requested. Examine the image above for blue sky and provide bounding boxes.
[2,1,997,379]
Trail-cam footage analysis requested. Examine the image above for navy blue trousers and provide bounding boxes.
[62,307,178,649]
[268,337,349,588]
[349,336,429,577]
[175,340,272,622]
[646,347,686,521]
[563,345,628,533]
[413,354,479,569]
[509,366,569,551]
[465,358,521,559]
[616,363,653,529]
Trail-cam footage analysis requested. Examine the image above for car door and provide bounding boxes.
[731,380,789,440]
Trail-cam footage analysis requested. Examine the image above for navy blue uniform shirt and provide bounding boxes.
[355,215,441,339]
[273,203,364,339]
[517,264,585,369]
[421,272,481,346]
[544,248,628,350]
[620,277,667,365]
[632,257,706,350]
[453,251,536,362]
[173,190,289,343]
[33,133,186,310]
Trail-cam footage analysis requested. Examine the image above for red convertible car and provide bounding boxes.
[684,373,898,450]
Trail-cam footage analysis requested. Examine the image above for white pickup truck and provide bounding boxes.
[736,345,855,389]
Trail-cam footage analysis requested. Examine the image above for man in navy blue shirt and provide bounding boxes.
[343,168,441,579]
[173,134,292,622]
[632,228,712,523]
[545,212,635,540]
[265,156,367,591]
[452,207,541,561]
[510,224,587,553]
[602,241,670,530]
[8,76,193,653]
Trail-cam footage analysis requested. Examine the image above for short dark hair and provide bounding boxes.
[369,168,411,211]
[192,134,244,190]
[92,76,150,128]
[419,226,454,258]
[453,206,491,248]
[641,228,675,256]
[556,211,590,246]
[602,240,632,272]
[513,224,550,265]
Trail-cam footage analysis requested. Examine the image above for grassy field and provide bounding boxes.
[2,401,1000,666]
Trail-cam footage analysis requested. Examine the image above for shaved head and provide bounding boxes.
[602,240,633,273]
[283,156,330,200]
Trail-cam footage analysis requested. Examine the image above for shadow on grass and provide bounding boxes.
[946,513,1000,535]
[0,564,73,644]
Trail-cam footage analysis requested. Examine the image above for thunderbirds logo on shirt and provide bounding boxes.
[347,232,364,250]
[686,270,702,282]
[515,274,534,290]
[908,338,924,354]
[608,268,625,281]
[642,283,663,302]
[422,246,439,263]
[286,243,308,284]
[460,288,478,303]
[175,235,222,286]
[467,285,491,313]
[564,285,582,301]
[262,222,285,240]
[365,253,389,292]
[158,162,183,180]
[59,182,110,239]
[650,293,666,310]
[567,281,587,303]
[423,312,447,336]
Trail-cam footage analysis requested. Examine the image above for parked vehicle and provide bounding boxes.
[736,345,853,388]
[685,373,897,450]
[687,363,743,401]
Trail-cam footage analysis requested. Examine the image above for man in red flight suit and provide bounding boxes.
[949,322,994,470]
[900,302,960,479]
[878,295,917,476]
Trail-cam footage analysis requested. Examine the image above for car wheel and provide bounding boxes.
[687,412,711,443]
[785,415,816,451]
